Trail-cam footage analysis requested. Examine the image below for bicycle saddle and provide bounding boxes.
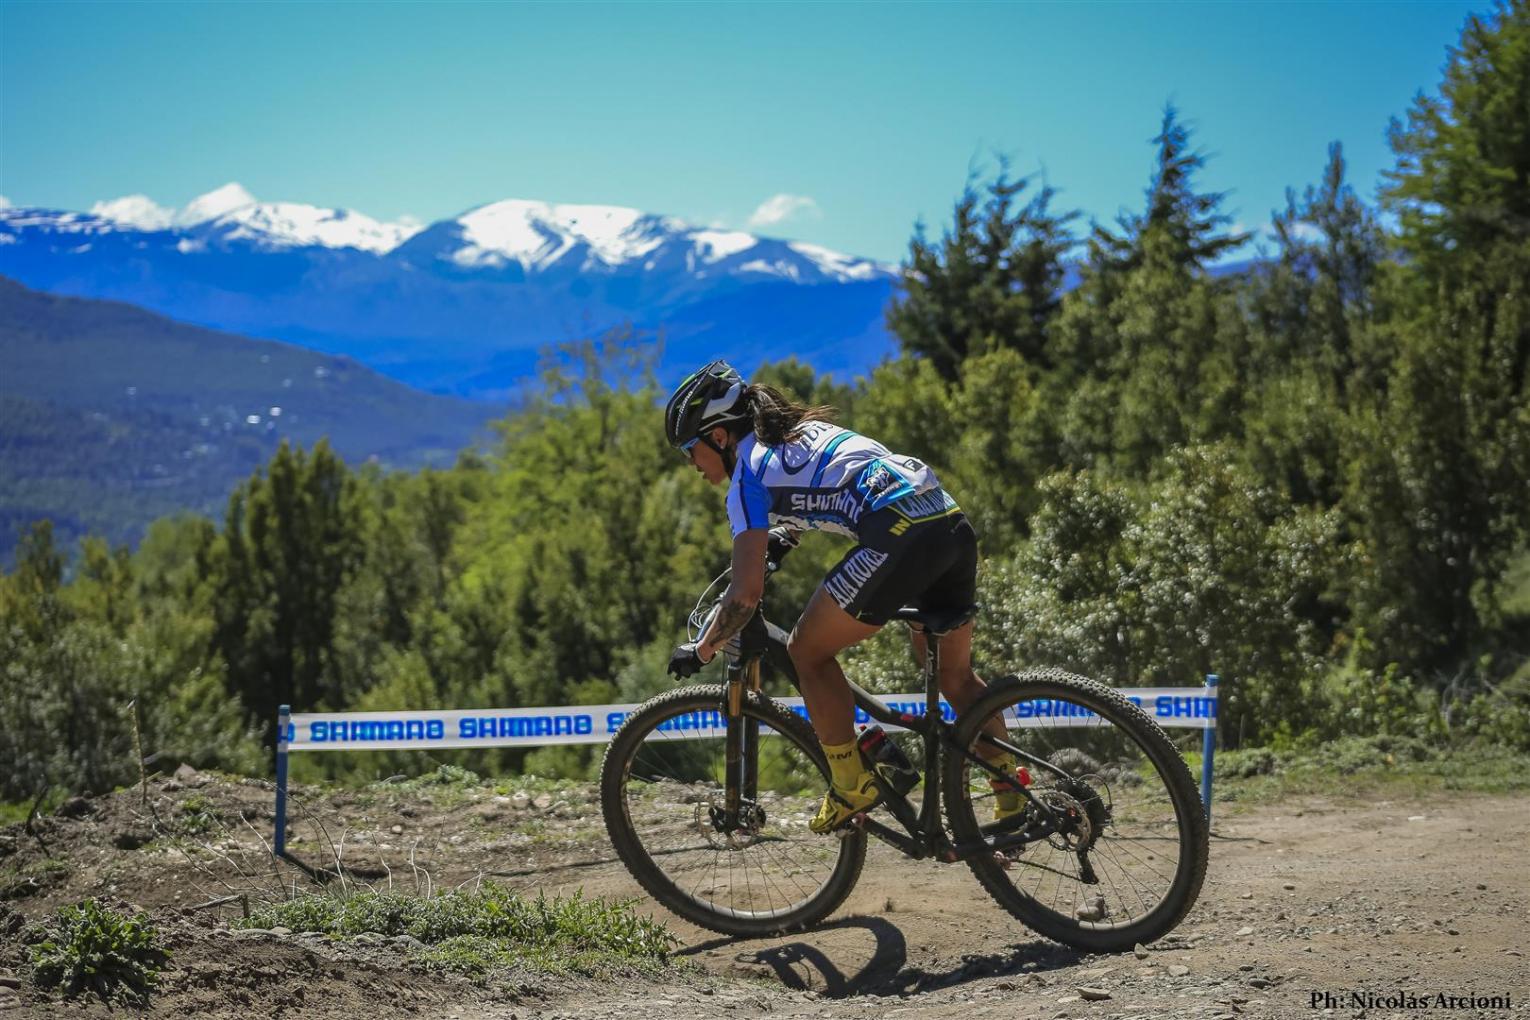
[892,604,977,635]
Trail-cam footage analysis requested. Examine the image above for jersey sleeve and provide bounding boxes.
[727,464,771,537]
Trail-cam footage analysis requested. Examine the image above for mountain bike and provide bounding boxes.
[599,531,1209,951]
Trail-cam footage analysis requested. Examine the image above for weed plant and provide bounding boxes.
[29,898,168,1004]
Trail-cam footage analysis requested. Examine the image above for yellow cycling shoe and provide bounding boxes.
[809,770,882,835]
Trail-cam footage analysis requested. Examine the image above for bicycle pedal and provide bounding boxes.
[838,812,869,836]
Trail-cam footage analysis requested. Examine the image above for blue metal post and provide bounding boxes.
[1200,675,1218,827]
[274,705,290,858]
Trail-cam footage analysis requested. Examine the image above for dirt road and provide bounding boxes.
[2,775,1524,1019]
[527,794,1528,1020]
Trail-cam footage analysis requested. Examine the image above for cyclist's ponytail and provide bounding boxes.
[744,384,837,446]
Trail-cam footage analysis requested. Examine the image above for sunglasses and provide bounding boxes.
[680,436,702,459]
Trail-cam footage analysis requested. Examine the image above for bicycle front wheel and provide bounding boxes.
[600,685,866,937]
[944,669,1208,952]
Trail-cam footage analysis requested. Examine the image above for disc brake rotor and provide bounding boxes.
[698,800,767,850]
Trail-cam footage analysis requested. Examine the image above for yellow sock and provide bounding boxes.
[822,739,865,789]
[985,750,1023,816]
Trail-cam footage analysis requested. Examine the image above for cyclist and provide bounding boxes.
[663,360,1017,834]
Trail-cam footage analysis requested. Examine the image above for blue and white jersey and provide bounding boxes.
[726,422,958,539]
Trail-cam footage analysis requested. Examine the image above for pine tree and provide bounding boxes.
[1094,105,1251,274]
[1384,0,1530,273]
[1349,0,1530,672]
[1242,143,1388,506]
[210,440,366,734]
[1049,106,1249,474]
[887,162,1078,380]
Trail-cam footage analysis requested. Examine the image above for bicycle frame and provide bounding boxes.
[720,611,1078,864]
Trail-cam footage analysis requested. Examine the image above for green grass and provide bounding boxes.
[381,764,486,793]
[0,856,72,898]
[1193,735,1530,811]
[366,764,491,809]
[0,790,70,826]
[175,794,217,835]
[491,773,589,799]
[237,884,677,978]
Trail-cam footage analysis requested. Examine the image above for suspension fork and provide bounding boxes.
[723,657,763,826]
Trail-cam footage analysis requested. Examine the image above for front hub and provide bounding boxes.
[702,800,766,849]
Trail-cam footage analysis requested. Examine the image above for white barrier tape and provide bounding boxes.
[283,687,1215,752]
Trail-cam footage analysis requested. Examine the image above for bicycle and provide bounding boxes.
[599,530,1209,951]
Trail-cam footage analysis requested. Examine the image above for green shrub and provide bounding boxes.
[29,898,168,1003]
[1457,670,1530,751]
[414,764,483,788]
[1215,747,1279,779]
[1308,734,1439,774]
[373,764,486,795]
[1304,641,1446,743]
[176,793,217,835]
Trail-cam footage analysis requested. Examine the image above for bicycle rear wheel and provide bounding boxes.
[600,685,866,937]
[944,669,1208,952]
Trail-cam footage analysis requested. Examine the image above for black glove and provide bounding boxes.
[668,642,711,679]
[766,527,801,570]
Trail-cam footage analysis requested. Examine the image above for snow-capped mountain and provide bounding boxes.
[87,184,421,254]
[0,185,900,397]
[396,197,888,283]
[36,183,891,279]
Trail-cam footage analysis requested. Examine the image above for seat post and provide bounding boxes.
[925,631,942,729]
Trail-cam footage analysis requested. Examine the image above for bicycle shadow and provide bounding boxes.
[678,915,1085,998]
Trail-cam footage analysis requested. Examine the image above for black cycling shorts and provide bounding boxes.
[821,502,978,626]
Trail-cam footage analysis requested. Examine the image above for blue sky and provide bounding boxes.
[0,0,1480,263]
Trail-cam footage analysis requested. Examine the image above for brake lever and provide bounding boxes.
[766,527,800,574]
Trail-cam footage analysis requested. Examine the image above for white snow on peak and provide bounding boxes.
[177,183,258,226]
[787,241,889,281]
[690,230,757,263]
[11,184,893,280]
[92,194,176,230]
[206,201,422,253]
[1,209,106,234]
[737,258,803,280]
[454,200,675,270]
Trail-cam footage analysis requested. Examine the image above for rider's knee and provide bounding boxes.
[786,628,831,670]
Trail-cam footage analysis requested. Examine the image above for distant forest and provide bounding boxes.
[0,279,496,563]
[3,2,1527,801]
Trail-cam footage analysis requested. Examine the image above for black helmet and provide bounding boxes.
[664,360,751,448]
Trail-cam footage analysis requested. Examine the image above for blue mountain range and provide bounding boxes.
[0,185,902,398]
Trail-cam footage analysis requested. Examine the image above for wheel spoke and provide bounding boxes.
[945,671,1207,950]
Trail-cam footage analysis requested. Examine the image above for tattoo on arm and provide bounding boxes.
[704,595,756,650]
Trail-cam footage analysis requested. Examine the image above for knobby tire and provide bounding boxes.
[600,684,867,937]
[943,668,1209,952]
